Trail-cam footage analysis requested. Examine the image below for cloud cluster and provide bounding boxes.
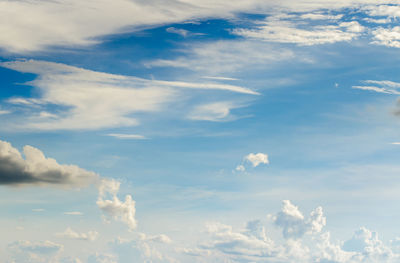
[0,60,257,130]
[0,139,98,187]
[97,178,138,231]
[180,200,400,263]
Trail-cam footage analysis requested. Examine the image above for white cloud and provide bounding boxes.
[63,211,83,216]
[1,60,258,130]
[0,139,98,187]
[139,233,172,244]
[0,0,394,54]
[372,26,400,48]
[352,80,400,94]
[274,200,326,239]
[56,228,98,241]
[232,16,365,46]
[97,178,137,231]
[107,134,147,140]
[188,101,242,121]
[146,39,296,74]
[8,240,63,254]
[245,153,269,167]
[235,165,245,172]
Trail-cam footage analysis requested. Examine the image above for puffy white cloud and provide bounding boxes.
[1,60,258,130]
[97,178,137,231]
[274,200,326,239]
[0,139,98,187]
[372,26,400,48]
[245,153,269,167]
[55,227,99,241]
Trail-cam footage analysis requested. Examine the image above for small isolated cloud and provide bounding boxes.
[235,165,245,172]
[188,101,243,122]
[97,178,137,231]
[56,227,98,241]
[107,134,147,140]
[0,110,10,115]
[245,153,269,167]
[63,211,83,216]
[32,208,45,212]
[0,139,98,187]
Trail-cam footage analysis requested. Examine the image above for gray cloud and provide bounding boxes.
[0,139,98,187]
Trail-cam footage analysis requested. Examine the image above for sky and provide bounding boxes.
[1,0,400,262]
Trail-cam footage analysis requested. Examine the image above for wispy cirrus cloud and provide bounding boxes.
[0,60,258,131]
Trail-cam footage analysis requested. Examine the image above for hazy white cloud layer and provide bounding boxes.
[0,139,98,187]
[0,60,257,130]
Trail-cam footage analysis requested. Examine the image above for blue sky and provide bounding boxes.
[1,1,400,262]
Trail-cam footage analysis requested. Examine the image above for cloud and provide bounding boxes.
[274,200,326,239]
[107,134,147,140]
[9,240,63,254]
[1,60,258,130]
[352,80,400,95]
[187,101,243,121]
[63,211,83,216]
[180,200,400,263]
[245,153,269,167]
[372,26,400,48]
[343,227,394,261]
[232,15,365,46]
[0,139,98,187]
[139,233,172,244]
[56,228,98,241]
[97,178,137,231]
[0,0,393,54]
[145,39,296,74]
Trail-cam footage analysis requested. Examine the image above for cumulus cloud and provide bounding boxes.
[97,178,137,231]
[0,139,98,187]
[245,153,269,167]
[55,227,98,241]
[180,200,400,263]
[274,200,326,239]
[0,60,258,130]
[372,26,400,48]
